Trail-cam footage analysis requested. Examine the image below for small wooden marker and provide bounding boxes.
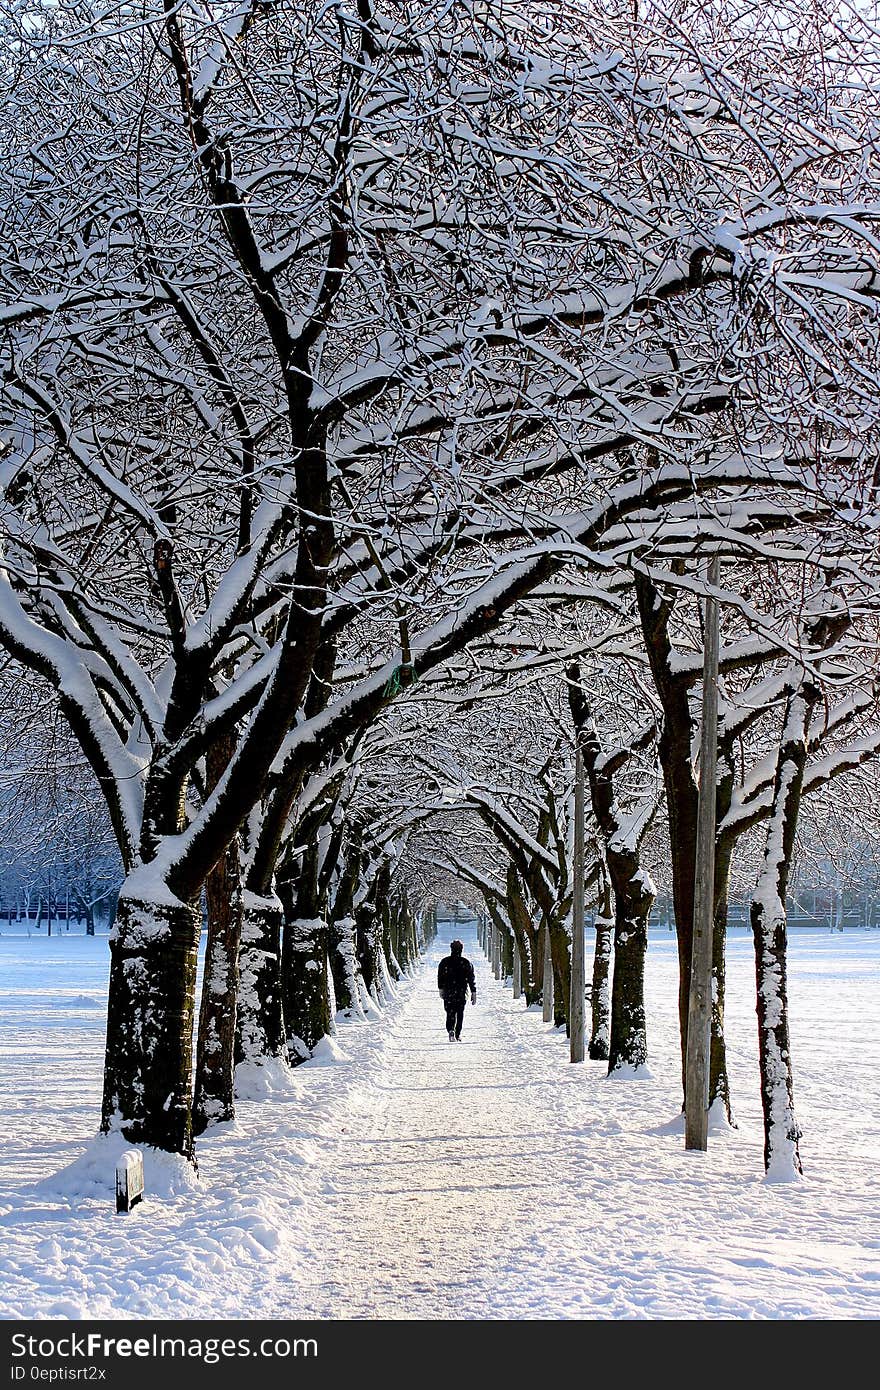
[116,1149,145,1214]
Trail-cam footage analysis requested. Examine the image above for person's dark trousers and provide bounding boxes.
[444,994,465,1039]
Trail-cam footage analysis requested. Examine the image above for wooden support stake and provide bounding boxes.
[542,923,554,1023]
[116,1148,145,1214]
[513,942,522,1000]
[570,743,586,1062]
[685,554,721,1152]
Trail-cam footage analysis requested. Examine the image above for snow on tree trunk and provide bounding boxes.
[355,901,379,1002]
[607,864,655,1076]
[100,892,201,1159]
[751,891,802,1178]
[235,892,288,1075]
[589,878,614,1061]
[375,943,399,1002]
[387,898,414,974]
[328,914,366,1020]
[501,926,514,982]
[193,836,242,1135]
[381,914,402,982]
[709,839,735,1126]
[749,688,814,1180]
[281,916,331,1061]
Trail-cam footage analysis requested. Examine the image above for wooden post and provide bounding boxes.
[542,923,554,1022]
[685,554,721,1152]
[570,743,586,1062]
[493,925,501,979]
[513,942,522,999]
[116,1149,145,1214]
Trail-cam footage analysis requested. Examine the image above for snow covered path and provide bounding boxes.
[2,923,879,1319]
[282,926,880,1318]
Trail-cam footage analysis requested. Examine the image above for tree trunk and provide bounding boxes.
[567,665,653,1073]
[750,688,814,1179]
[505,863,540,1004]
[589,874,613,1060]
[607,862,654,1075]
[369,862,399,988]
[355,900,380,1001]
[635,575,699,1093]
[327,835,366,1017]
[709,834,735,1125]
[329,914,365,1019]
[101,892,201,1159]
[282,914,331,1059]
[235,892,288,1071]
[501,925,513,981]
[548,916,571,1030]
[193,837,242,1134]
[193,735,243,1134]
[751,890,802,1177]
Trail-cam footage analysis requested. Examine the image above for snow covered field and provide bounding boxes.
[1,923,878,1320]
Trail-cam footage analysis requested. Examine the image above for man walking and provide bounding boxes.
[437,939,477,1041]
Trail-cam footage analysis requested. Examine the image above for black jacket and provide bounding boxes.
[438,953,476,1000]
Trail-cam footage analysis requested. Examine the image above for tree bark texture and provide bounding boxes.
[328,914,366,1018]
[750,689,814,1178]
[101,893,201,1159]
[607,861,653,1074]
[589,874,614,1060]
[281,914,331,1060]
[548,916,571,1030]
[236,893,288,1069]
[193,834,242,1134]
[193,734,243,1134]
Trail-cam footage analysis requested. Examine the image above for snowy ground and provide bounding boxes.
[1,923,878,1320]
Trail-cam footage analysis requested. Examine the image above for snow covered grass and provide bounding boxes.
[1,926,878,1319]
